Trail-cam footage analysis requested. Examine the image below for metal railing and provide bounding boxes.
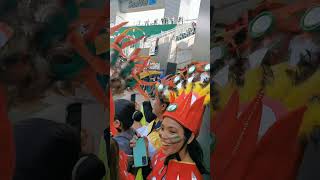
[147,22,195,40]
[121,18,198,27]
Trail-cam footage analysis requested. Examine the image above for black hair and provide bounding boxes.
[164,127,209,175]
[158,94,170,109]
[133,110,143,122]
[73,154,106,180]
[114,99,135,131]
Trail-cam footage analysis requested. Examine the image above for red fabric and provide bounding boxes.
[110,22,128,35]
[213,91,263,179]
[213,90,239,133]
[0,85,15,180]
[148,149,202,180]
[270,0,318,33]
[212,91,240,178]
[244,106,307,180]
[212,90,307,180]
[83,2,108,42]
[119,151,135,180]
[165,160,202,180]
[148,149,167,180]
[220,93,263,180]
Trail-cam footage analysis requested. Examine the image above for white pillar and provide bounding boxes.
[192,0,210,62]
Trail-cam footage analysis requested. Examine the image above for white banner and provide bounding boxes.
[148,62,160,70]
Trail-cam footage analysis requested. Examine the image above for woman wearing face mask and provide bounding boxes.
[146,90,210,180]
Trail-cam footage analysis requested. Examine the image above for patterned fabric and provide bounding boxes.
[147,149,202,180]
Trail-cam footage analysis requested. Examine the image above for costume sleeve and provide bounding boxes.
[142,101,157,123]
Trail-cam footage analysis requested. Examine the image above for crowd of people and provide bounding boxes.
[111,19,210,180]
[176,22,197,41]
[110,62,210,180]
[139,16,185,26]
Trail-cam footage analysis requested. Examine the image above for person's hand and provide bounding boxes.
[130,134,150,163]
[130,134,149,154]
[130,135,139,148]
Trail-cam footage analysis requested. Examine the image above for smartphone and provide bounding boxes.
[133,138,148,167]
[131,93,136,103]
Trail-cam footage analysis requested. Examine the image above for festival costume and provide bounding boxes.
[119,150,135,180]
[110,21,209,180]
[212,89,307,180]
[147,72,210,180]
[212,1,320,180]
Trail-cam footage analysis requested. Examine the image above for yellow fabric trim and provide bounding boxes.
[139,71,161,79]
[147,120,154,133]
[140,105,147,126]
[147,119,162,150]
[148,130,162,150]
[135,168,143,180]
[171,159,196,165]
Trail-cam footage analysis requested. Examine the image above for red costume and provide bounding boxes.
[146,91,208,180]
[148,148,202,180]
[119,150,135,180]
[212,90,307,180]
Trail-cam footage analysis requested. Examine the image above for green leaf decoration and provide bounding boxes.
[120,61,135,77]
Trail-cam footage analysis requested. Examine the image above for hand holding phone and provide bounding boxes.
[133,138,148,167]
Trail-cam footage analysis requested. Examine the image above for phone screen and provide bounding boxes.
[133,138,148,167]
[131,94,136,103]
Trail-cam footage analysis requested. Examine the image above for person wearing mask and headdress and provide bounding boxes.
[131,76,210,179]
[148,89,209,179]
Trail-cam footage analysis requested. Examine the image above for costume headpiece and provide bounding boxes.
[162,92,205,136]
[110,22,158,98]
[162,72,210,136]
